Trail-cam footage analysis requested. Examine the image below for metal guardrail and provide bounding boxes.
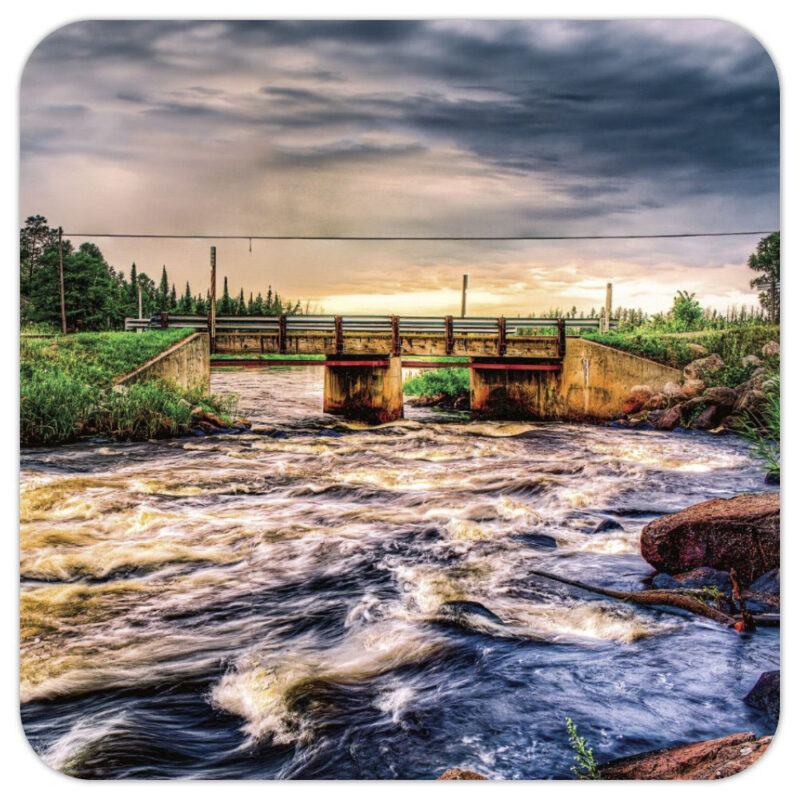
[131,314,618,334]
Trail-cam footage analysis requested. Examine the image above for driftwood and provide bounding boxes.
[528,569,739,627]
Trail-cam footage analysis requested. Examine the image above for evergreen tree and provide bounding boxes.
[157,266,170,311]
[748,232,780,323]
[218,277,233,314]
[169,283,178,311]
[178,281,193,313]
[236,288,246,315]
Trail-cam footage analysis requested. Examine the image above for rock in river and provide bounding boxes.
[744,671,780,724]
[438,769,487,780]
[640,493,779,585]
[600,733,772,779]
[436,601,505,628]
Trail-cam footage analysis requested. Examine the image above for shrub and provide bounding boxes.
[734,373,780,478]
[403,367,469,400]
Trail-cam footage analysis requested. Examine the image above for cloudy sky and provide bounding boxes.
[20,19,779,315]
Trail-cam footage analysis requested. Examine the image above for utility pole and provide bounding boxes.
[461,274,469,317]
[57,227,66,335]
[604,282,613,333]
[209,246,217,352]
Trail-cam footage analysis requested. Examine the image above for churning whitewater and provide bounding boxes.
[20,366,778,779]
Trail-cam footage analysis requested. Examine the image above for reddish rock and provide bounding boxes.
[655,404,683,430]
[640,494,779,585]
[600,733,772,780]
[680,378,705,399]
[438,769,488,780]
[623,385,654,415]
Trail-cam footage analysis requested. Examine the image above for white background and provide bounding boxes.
[1,2,794,796]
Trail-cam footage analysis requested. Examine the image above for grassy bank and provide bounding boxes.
[582,325,779,370]
[403,367,470,404]
[21,331,237,446]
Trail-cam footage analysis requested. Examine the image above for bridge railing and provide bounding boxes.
[143,314,617,334]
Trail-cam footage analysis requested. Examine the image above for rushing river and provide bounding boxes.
[20,366,778,779]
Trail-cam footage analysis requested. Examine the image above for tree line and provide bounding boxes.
[20,215,302,332]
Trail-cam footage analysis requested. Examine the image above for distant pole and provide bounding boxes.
[604,282,613,333]
[461,274,469,317]
[57,227,67,335]
[209,246,217,351]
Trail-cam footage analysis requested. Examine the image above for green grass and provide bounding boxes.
[20,330,237,446]
[583,325,779,369]
[403,367,470,400]
[20,329,193,387]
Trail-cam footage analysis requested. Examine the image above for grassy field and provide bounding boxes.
[20,330,236,446]
[582,325,779,371]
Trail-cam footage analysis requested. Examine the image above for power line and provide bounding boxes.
[61,230,776,242]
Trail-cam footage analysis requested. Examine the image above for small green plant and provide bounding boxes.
[734,373,780,479]
[565,717,600,780]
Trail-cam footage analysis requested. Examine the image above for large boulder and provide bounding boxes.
[683,353,724,382]
[600,733,772,780]
[761,340,780,358]
[438,769,487,780]
[703,386,738,409]
[663,381,683,401]
[735,388,767,415]
[680,378,705,399]
[640,494,779,585]
[655,404,683,431]
[744,671,779,724]
[623,385,654,415]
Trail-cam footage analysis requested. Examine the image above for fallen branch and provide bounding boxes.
[528,569,738,627]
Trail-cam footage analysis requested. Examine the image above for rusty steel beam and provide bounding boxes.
[469,362,561,371]
[445,315,454,355]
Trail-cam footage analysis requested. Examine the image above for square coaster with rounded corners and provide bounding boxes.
[19,19,780,780]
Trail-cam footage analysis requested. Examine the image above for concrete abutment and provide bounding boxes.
[323,356,404,424]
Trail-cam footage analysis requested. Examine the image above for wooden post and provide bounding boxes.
[278,313,287,354]
[391,315,400,357]
[497,317,507,356]
[445,315,454,355]
[558,318,566,358]
[137,285,143,320]
[209,246,217,351]
[604,282,613,333]
[461,274,469,318]
[334,315,343,355]
[57,227,66,334]
[160,310,169,328]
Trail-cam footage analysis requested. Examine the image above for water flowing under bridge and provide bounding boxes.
[124,314,683,424]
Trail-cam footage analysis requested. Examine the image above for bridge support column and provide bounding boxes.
[323,355,403,424]
[470,358,563,419]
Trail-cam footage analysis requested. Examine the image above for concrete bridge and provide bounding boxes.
[128,314,682,424]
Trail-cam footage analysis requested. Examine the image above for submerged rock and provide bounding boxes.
[513,532,558,549]
[600,733,772,779]
[744,671,780,724]
[436,601,505,627]
[640,494,779,585]
[438,769,487,780]
[651,567,732,594]
[592,519,623,533]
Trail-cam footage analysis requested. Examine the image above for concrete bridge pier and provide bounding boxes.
[323,355,404,424]
[470,358,563,419]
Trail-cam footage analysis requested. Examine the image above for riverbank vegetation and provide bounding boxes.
[20,331,237,446]
[403,367,470,406]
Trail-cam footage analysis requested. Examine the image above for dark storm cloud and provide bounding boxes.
[20,19,779,314]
